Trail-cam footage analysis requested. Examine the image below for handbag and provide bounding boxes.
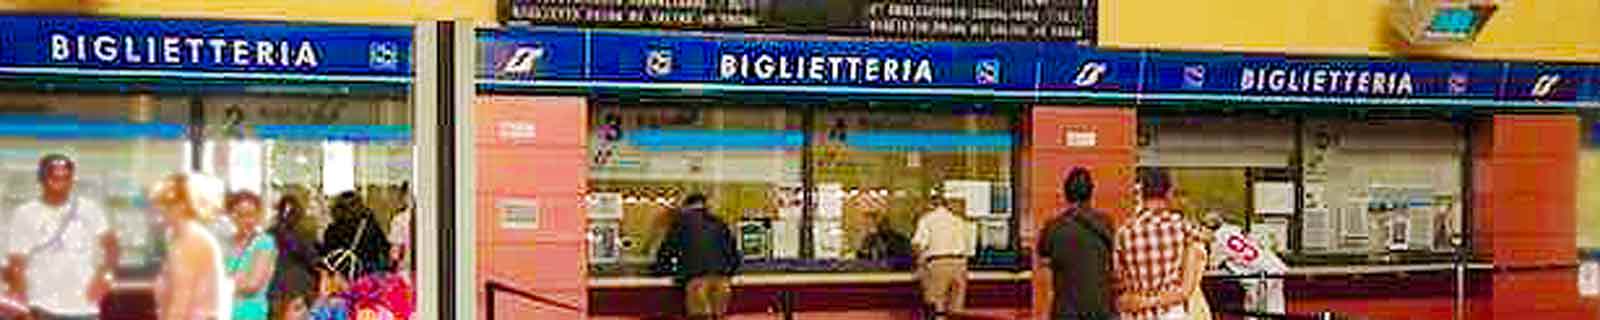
[323,217,371,281]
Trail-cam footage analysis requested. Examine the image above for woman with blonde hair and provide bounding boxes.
[150,173,232,319]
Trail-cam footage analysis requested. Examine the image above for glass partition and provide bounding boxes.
[0,89,417,317]
[585,102,1019,274]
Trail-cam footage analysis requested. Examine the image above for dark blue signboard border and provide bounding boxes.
[0,15,413,84]
[480,28,1599,108]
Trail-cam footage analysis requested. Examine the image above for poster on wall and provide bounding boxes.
[1581,260,1599,297]
[504,0,1097,43]
[588,192,624,219]
[1252,182,1295,215]
[944,180,994,218]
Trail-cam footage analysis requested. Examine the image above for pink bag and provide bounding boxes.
[0,295,26,317]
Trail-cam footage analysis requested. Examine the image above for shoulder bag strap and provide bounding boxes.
[28,199,80,256]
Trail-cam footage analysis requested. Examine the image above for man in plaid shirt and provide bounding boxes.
[1114,168,1207,320]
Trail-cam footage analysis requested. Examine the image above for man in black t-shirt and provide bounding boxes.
[1037,167,1116,320]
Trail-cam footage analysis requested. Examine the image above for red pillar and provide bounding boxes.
[474,96,591,319]
[1026,106,1138,319]
[1471,114,1587,319]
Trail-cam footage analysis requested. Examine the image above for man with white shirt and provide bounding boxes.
[912,194,975,320]
[3,154,119,320]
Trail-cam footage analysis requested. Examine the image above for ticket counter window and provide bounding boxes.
[586,105,804,271]
[585,103,1019,274]
[810,105,1016,267]
[0,89,417,315]
[1139,113,1297,245]
[1301,119,1464,257]
[1139,109,1466,263]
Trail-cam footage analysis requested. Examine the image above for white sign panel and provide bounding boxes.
[1252,182,1295,215]
[1581,261,1599,297]
[1066,131,1097,147]
[587,192,624,219]
[498,197,541,230]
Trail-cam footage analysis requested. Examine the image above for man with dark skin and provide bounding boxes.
[1039,167,1116,319]
[4,154,119,320]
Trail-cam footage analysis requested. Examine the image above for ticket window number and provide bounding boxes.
[1225,234,1260,264]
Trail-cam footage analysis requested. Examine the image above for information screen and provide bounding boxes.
[505,0,1097,44]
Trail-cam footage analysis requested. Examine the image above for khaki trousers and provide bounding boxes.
[918,259,968,316]
[685,275,732,318]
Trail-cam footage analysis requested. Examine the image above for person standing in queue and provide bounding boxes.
[3,154,119,320]
[150,172,231,320]
[912,193,975,320]
[1115,168,1207,320]
[1038,168,1117,320]
[225,191,278,320]
[654,194,740,320]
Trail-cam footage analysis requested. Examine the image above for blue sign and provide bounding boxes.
[1037,49,1142,94]
[0,15,412,80]
[478,28,1600,107]
[481,29,1047,93]
[1500,63,1591,102]
[1144,53,1504,101]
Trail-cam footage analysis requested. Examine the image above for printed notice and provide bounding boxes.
[498,197,540,230]
[588,192,623,219]
[1066,131,1097,147]
[1253,182,1295,214]
[1581,261,1599,296]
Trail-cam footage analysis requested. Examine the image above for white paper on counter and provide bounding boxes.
[817,183,844,219]
[771,218,801,259]
[812,218,843,259]
[1580,261,1599,296]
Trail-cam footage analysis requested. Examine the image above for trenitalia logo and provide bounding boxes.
[1532,74,1562,98]
[500,46,544,74]
[1073,61,1107,87]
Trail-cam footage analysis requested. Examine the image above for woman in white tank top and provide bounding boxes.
[150,173,233,320]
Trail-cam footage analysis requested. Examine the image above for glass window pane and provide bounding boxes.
[811,105,1016,267]
[587,104,803,273]
[0,89,416,315]
[1305,118,1463,256]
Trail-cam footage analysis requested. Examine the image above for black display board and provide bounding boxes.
[506,0,1097,44]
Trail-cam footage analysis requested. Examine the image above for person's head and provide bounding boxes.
[1063,167,1095,206]
[271,293,311,320]
[274,195,307,230]
[37,154,75,203]
[227,191,269,234]
[330,191,369,221]
[149,173,224,226]
[1136,167,1174,201]
[926,192,953,214]
[681,193,707,211]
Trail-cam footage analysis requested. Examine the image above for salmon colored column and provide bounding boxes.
[1026,106,1137,320]
[474,96,590,319]
[1470,114,1590,319]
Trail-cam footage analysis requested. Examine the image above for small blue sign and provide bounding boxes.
[0,15,412,79]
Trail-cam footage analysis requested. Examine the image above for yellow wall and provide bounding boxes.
[0,0,497,26]
[1103,0,1600,62]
